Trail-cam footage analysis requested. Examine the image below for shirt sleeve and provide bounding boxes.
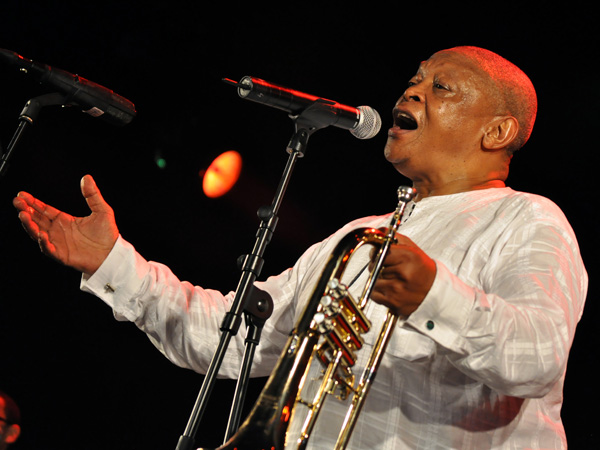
[80,236,295,378]
[79,230,342,379]
[404,199,588,398]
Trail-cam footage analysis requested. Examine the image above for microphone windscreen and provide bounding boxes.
[351,106,382,139]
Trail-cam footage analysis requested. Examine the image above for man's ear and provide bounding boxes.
[5,424,20,444]
[482,116,519,151]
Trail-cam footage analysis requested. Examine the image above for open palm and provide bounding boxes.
[13,175,119,275]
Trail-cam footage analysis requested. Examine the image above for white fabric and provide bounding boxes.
[81,187,587,449]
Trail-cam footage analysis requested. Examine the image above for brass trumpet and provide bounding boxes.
[201,186,416,450]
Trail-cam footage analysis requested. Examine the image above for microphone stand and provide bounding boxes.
[223,286,273,443]
[175,103,336,450]
[0,93,67,178]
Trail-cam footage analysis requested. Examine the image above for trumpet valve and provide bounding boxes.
[311,278,372,369]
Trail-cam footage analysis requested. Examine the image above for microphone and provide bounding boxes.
[0,48,136,126]
[224,76,381,139]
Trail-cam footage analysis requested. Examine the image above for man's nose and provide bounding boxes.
[401,84,424,103]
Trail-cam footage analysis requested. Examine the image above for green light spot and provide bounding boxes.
[156,158,167,169]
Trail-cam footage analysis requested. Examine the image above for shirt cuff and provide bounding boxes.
[404,261,474,353]
[80,235,150,311]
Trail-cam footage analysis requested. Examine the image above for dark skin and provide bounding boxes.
[371,50,517,316]
[13,175,118,275]
[12,49,519,318]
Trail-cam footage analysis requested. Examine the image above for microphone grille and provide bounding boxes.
[351,106,382,139]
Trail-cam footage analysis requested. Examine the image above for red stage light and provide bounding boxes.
[202,150,242,198]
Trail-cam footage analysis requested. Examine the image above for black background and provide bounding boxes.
[0,2,597,449]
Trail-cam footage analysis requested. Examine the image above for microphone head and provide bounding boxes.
[351,106,382,139]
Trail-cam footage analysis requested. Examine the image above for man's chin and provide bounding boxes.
[383,141,408,165]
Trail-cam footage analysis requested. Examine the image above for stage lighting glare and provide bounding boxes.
[202,150,242,198]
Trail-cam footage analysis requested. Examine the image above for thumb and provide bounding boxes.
[80,174,112,214]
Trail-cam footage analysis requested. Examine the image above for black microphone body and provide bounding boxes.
[0,48,136,126]
[231,76,381,139]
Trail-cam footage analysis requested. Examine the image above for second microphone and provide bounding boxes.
[226,76,381,140]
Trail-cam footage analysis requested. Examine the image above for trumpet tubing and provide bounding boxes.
[200,186,416,450]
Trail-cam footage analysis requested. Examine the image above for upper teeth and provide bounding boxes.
[395,111,417,130]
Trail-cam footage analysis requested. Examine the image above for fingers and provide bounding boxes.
[369,234,418,272]
[369,234,437,317]
[13,193,41,239]
[14,197,58,259]
[17,209,40,240]
[14,191,57,219]
[37,230,57,257]
[13,192,70,248]
[15,193,58,224]
[12,177,117,272]
[81,174,113,215]
[12,191,34,212]
[370,279,424,317]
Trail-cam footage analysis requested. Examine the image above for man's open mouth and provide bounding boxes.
[394,110,418,130]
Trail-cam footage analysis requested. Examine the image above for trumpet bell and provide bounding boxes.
[200,186,416,450]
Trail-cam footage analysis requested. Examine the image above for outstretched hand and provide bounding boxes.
[13,174,119,275]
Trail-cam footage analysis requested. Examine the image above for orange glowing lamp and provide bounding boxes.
[202,150,243,198]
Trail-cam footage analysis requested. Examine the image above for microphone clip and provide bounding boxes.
[286,100,342,157]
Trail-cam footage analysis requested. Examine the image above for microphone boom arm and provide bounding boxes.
[0,92,68,178]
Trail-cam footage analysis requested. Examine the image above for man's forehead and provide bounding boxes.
[415,52,487,79]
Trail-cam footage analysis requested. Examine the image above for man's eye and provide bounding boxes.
[434,82,448,90]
